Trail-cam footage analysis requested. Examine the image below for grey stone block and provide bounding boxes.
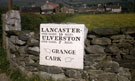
[92,28,120,36]
[39,72,66,80]
[91,37,111,45]
[65,70,82,78]
[39,66,63,74]
[86,45,105,54]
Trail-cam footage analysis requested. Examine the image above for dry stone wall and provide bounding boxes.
[87,27,135,81]
[5,27,135,81]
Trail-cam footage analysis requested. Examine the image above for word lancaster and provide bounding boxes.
[41,27,81,33]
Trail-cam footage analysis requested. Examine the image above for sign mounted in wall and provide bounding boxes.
[40,24,88,69]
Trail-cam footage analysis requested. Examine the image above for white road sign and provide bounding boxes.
[40,24,87,69]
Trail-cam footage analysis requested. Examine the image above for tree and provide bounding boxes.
[8,0,13,10]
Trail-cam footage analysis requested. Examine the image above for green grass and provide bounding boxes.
[64,13,135,30]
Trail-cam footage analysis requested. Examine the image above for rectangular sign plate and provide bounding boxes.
[40,24,85,69]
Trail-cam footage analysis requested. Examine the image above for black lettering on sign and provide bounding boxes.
[52,49,75,55]
[42,28,81,33]
[41,36,80,41]
[45,56,61,61]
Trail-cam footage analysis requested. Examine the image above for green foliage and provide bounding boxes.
[121,2,135,12]
[21,13,73,33]
[0,48,10,73]
[29,75,44,81]
[13,5,20,10]
[21,13,47,33]
[9,70,27,81]
[0,14,2,45]
[0,8,7,46]
[45,13,73,23]
[64,13,135,30]
[8,69,44,81]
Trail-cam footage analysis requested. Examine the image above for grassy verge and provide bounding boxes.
[64,13,135,30]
